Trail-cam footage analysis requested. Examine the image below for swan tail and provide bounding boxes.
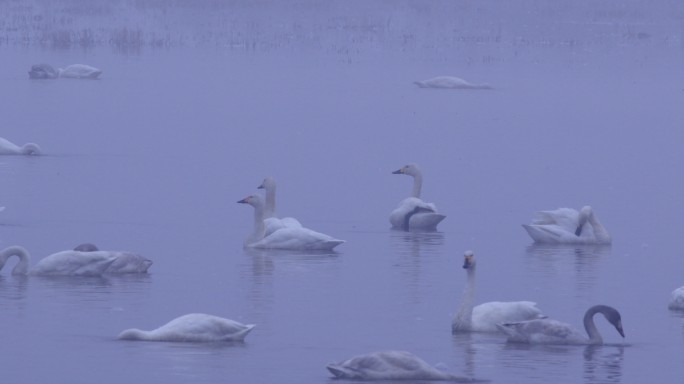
[226,324,256,341]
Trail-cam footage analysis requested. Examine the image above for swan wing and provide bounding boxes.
[0,137,21,155]
[251,226,344,250]
[471,301,545,332]
[263,217,303,237]
[105,252,153,273]
[31,250,117,276]
[390,197,442,230]
[497,319,587,344]
[59,64,102,79]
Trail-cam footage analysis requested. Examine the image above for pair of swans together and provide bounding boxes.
[0,137,41,156]
[238,177,344,250]
[453,251,624,345]
[0,243,152,276]
[390,163,611,243]
[28,64,102,79]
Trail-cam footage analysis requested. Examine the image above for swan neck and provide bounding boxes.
[583,307,603,344]
[264,186,276,218]
[250,203,266,243]
[453,266,475,331]
[411,172,423,198]
[0,246,30,275]
[588,214,610,242]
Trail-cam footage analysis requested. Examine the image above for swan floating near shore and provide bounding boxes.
[28,63,102,79]
[452,250,545,333]
[497,304,625,345]
[390,164,445,231]
[523,206,611,244]
[118,313,255,342]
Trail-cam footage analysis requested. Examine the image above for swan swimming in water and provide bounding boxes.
[0,137,41,155]
[257,177,303,236]
[118,313,255,342]
[238,194,344,250]
[523,206,611,244]
[72,243,153,274]
[414,76,492,90]
[0,246,117,276]
[668,286,684,310]
[58,64,102,79]
[326,350,482,382]
[452,250,545,333]
[390,164,446,231]
[28,64,59,79]
[497,305,625,345]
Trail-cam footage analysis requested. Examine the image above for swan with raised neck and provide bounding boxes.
[257,177,278,219]
[452,250,544,333]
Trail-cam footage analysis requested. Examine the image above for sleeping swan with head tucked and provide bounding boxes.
[0,246,117,276]
[389,164,445,231]
[118,313,255,342]
[238,194,344,250]
[0,137,41,155]
[497,305,625,345]
[523,206,611,244]
[452,250,545,333]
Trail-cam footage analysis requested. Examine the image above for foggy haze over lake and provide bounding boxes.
[1,1,684,383]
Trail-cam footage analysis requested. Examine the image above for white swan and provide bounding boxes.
[58,64,102,79]
[327,350,479,382]
[0,137,41,155]
[0,246,117,276]
[238,194,344,250]
[28,63,59,79]
[668,286,684,310]
[414,76,492,90]
[390,164,446,231]
[497,305,625,345]
[522,206,611,244]
[73,243,153,274]
[257,177,303,236]
[452,251,545,333]
[118,313,255,342]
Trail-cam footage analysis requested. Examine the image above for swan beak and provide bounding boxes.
[616,322,625,338]
[574,225,583,237]
[257,185,264,189]
[392,169,403,174]
[237,197,250,204]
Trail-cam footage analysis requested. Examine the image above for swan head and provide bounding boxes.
[237,194,265,208]
[462,250,475,269]
[21,143,41,156]
[600,305,625,338]
[74,243,99,252]
[392,163,420,176]
[257,177,276,191]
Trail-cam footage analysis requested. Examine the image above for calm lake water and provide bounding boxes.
[1,1,684,383]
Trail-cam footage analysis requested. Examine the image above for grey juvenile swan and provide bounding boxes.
[497,304,625,345]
